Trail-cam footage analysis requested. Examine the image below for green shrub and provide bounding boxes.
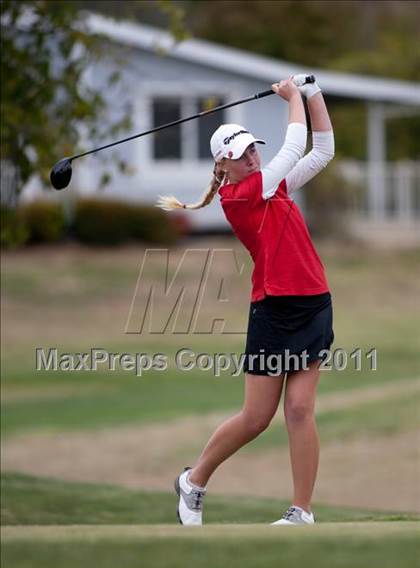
[0,205,29,249]
[18,201,66,243]
[73,199,130,245]
[127,205,182,244]
[73,199,180,246]
[2,198,185,248]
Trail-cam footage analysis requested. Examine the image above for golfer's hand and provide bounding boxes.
[293,74,321,99]
[271,78,300,101]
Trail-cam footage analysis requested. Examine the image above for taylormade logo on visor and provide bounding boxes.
[223,130,249,144]
[210,123,266,161]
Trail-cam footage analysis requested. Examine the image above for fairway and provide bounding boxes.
[2,523,420,568]
[3,521,420,540]
[2,242,419,568]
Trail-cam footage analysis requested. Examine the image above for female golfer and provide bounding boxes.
[158,75,334,526]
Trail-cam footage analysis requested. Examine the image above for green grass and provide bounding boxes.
[3,333,419,390]
[2,473,418,526]
[2,242,420,438]
[1,369,245,436]
[2,523,420,568]
[1,249,139,306]
[2,223,420,568]
[2,367,419,438]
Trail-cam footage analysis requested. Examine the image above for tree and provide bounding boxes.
[77,0,189,42]
[1,0,192,201]
[1,0,133,198]
[183,0,420,160]
[182,0,420,82]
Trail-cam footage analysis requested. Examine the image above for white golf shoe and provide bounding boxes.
[174,467,207,526]
[271,505,315,525]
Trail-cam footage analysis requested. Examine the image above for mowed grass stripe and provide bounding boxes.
[2,524,420,568]
[3,384,418,456]
[2,473,418,526]
[2,522,420,541]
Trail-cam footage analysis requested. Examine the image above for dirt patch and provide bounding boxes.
[2,380,419,513]
[210,429,420,514]
[3,428,418,513]
[3,240,420,348]
[315,379,420,413]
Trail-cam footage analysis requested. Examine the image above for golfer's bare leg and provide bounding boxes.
[189,373,285,488]
[283,360,321,513]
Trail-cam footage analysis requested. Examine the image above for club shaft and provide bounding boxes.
[69,90,275,161]
[69,75,314,161]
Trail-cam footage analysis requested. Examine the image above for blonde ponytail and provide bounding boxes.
[156,165,226,212]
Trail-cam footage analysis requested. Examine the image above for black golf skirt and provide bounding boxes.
[244,292,334,376]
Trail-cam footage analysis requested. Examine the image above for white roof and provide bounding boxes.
[86,13,420,106]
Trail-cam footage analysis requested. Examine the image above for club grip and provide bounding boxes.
[293,74,316,87]
[255,89,276,99]
[306,75,316,83]
[255,75,316,99]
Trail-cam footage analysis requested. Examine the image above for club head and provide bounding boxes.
[50,158,72,190]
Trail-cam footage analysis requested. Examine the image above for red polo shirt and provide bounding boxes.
[218,172,329,301]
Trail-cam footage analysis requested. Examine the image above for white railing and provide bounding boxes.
[338,160,420,221]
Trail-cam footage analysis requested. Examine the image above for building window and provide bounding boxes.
[152,98,181,160]
[152,96,225,161]
[198,96,225,159]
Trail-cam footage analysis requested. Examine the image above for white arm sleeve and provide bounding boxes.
[285,130,335,195]
[262,123,307,200]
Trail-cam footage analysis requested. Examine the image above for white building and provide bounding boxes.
[22,13,420,243]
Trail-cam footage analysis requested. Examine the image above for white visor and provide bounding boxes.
[226,133,266,160]
[211,124,266,161]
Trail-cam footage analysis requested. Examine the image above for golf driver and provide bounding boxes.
[50,75,315,190]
